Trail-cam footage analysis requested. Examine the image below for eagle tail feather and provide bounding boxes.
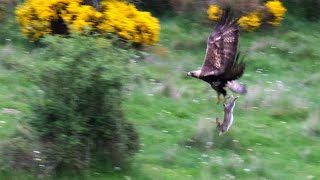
[226,80,247,94]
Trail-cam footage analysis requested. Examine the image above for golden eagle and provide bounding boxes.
[188,9,246,103]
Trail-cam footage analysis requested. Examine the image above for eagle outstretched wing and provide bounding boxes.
[221,52,246,81]
[200,9,239,77]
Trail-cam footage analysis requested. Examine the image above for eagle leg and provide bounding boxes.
[223,95,230,104]
[216,93,222,104]
[216,94,230,104]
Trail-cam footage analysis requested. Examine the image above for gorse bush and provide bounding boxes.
[15,0,160,45]
[4,35,140,174]
[264,0,287,26]
[98,0,160,45]
[16,0,71,39]
[207,4,221,21]
[238,10,262,32]
[208,0,287,31]
[60,0,102,34]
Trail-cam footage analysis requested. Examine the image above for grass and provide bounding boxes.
[1,13,320,179]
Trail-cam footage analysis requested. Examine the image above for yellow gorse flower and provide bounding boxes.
[15,0,160,45]
[15,0,86,39]
[61,2,101,33]
[98,0,160,45]
[238,11,262,32]
[265,0,287,26]
[207,0,286,31]
[207,5,222,21]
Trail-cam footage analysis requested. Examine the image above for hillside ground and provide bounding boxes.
[0,13,320,179]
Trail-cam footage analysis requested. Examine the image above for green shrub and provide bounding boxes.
[132,0,202,16]
[133,0,172,16]
[283,0,320,21]
[2,35,140,175]
[298,0,320,21]
[0,1,25,45]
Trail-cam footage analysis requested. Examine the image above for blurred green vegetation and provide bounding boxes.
[1,0,320,179]
[0,35,141,176]
[283,0,320,21]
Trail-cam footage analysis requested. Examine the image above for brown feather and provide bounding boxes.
[200,10,239,77]
[221,52,245,81]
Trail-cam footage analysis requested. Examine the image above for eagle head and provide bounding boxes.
[187,70,201,78]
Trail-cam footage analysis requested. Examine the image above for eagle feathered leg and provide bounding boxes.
[217,93,230,104]
[216,89,228,104]
[217,94,229,104]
